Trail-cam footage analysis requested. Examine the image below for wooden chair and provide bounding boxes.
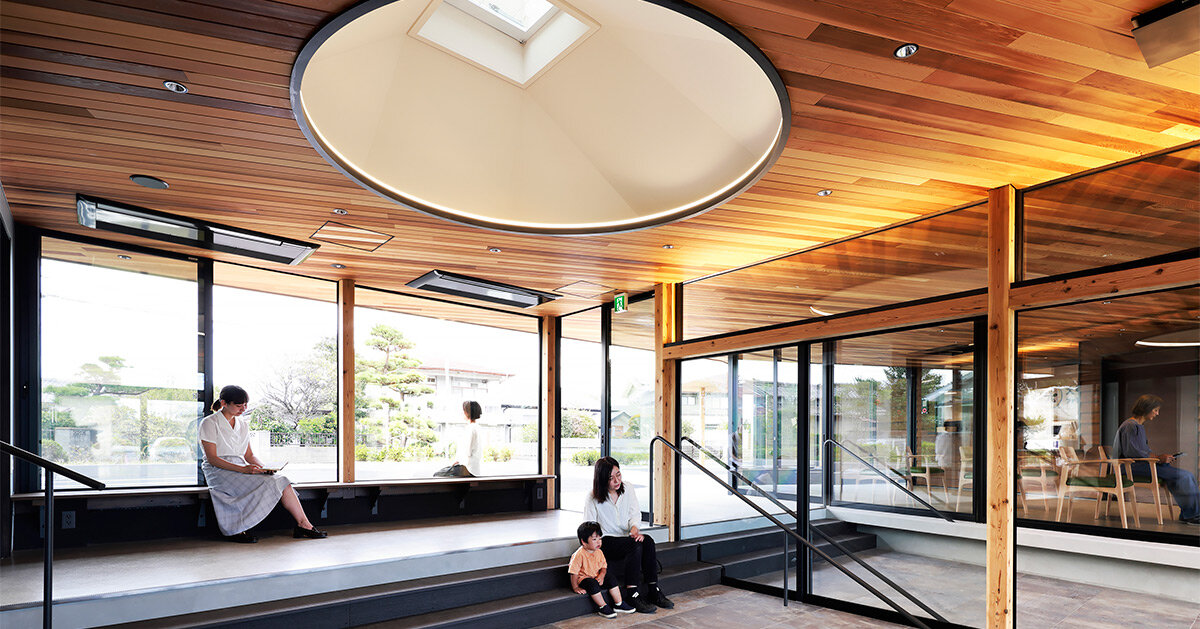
[1098,446,1171,526]
[1017,449,1059,514]
[955,445,973,512]
[905,447,948,506]
[1055,446,1140,529]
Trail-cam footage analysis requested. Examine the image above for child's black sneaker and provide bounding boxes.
[596,604,617,619]
[613,601,637,614]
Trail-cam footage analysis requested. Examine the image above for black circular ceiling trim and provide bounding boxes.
[290,0,792,236]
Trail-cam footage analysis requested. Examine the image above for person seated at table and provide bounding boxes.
[1112,394,1199,525]
[199,385,328,542]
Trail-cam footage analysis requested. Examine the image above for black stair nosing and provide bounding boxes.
[106,544,708,629]
[102,556,589,629]
[389,562,722,629]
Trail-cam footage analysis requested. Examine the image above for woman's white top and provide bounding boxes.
[462,422,482,475]
[198,411,250,460]
[583,485,640,537]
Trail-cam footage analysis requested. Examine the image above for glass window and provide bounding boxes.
[610,298,656,505]
[560,307,602,511]
[1017,288,1198,540]
[1022,145,1200,280]
[809,343,824,508]
[353,288,540,480]
[39,238,202,488]
[680,354,730,529]
[682,204,987,340]
[213,264,338,483]
[831,322,976,515]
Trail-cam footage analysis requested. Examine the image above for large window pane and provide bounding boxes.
[560,307,602,511]
[832,322,976,515]
[682,204,987,340]
[40,238,201,488]
[809,343,824,508]
[213,264,338,483]
[1017,288,1199,540]
[353,289,540,480]
[610,298,655,505]
[1023,146,1199,280]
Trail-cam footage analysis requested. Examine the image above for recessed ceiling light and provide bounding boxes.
[333,208,348,215]
[893,43,919,59]
[130,174,169,190]
[163,80,188,94]
[117,255,132,260]
[330,263,346,269]
[487,246,502,253]
[662,244,674,249]
[816,189,833,197]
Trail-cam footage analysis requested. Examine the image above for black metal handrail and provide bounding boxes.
[648,436,932,629]
[825,438,955,523]
[678,436,948,624]
[1,440,105,629]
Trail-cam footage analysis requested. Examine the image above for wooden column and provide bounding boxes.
[541,315,559,509]
[986,185,1016,629]
[654,283,680,538]
[338,279,356,483]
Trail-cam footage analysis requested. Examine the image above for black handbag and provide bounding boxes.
[433,463,474,478]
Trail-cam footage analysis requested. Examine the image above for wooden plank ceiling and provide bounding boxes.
[2,0,1198,329]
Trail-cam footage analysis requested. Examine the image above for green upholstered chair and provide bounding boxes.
[1055,446,1140,529]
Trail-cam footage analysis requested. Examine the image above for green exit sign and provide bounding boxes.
[613,293,628,313]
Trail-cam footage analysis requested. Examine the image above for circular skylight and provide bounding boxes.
[292,0,789,234]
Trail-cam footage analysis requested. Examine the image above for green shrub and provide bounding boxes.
[406,444,435,461]
[572,449,600,466]
[614,451,648,465]
[40,439,66,463]
[486,446,513,462]
[355,445,371,461]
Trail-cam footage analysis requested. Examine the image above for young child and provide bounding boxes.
[568,521,637,618]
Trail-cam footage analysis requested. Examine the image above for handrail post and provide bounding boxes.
[44,467,53,629]
[782,531,788,607]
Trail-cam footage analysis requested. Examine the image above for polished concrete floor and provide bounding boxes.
[0,510,592,607]
[749,549,1200,628]
[531,584,906,629]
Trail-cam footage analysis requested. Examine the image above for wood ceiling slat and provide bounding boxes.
[1,0,1195,329]
[1,1,296,64]
[9,0,305,51]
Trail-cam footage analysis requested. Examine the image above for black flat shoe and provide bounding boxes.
[227,531,258,543]
[294,525,328,539]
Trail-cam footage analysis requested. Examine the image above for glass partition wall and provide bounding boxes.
[559,307,603,511]
[39,237,202,488]
[353,288,540,480]
[28,232,544,490]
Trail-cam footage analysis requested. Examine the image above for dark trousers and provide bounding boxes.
[579,573,618,595]
[1131,461,1199,520]
[600,535,658,588]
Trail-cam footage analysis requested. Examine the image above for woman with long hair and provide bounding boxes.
[582,456,673,613]
[199,385,328,542]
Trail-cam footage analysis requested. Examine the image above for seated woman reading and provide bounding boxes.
[199,385,328,542]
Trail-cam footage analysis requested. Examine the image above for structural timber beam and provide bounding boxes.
[986,185,1016,629]
[655,283,680,539]
[338,278,355,483]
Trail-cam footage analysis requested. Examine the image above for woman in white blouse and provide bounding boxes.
[454,400,483,475]
[582,456,673,613]
[199,385,327,543]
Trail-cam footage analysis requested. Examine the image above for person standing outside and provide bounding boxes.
[1112,394,1199,524]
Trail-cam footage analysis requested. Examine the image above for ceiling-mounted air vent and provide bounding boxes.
[310,221,393,251]
[408,270,559,308]
[555,280,614,298]
[76,195,318,265]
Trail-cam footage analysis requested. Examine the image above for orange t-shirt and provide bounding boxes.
[568,546,607,580]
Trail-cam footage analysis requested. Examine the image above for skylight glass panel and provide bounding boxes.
[466,0,554,34]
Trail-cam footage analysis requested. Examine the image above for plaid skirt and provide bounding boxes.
[202,458,291,536]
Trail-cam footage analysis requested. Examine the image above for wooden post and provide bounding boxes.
[541,315,558,509]
[986,185,1016,629]
[338,278,356,483]
[654,283,680,539]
